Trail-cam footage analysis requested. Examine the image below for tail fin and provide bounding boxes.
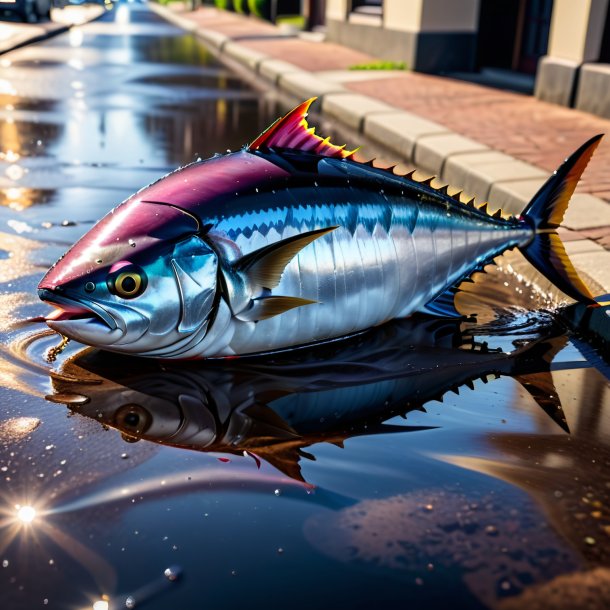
[519,134,603,304]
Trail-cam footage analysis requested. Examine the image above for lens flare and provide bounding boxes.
[16,505,36,524]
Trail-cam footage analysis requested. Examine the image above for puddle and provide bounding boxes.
[0,4,608,610]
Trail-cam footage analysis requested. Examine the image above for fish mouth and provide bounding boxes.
[38,288,124,346]
[39,289,117,329]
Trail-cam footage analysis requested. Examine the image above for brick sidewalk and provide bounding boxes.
[153,4,610,292]
[179,6,610,199]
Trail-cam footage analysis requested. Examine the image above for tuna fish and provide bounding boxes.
[38,99,602,359]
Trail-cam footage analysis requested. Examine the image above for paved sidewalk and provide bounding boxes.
[151,2,610,297]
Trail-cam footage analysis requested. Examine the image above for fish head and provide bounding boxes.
[38,199,220,356]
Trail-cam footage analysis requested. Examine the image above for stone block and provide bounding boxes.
[363,111,449,160]
[534,55,579,107]
[488,178,545,216]
[568,248,610,293]
[222,42,268,71]
[443,152,546,202]
[279,72,346,101]
[197,29,230,50]
[259,59,304,85]
[321,93,396,132]
[575,63,610,119]
[563,194,610,230]
[414,133,489,176]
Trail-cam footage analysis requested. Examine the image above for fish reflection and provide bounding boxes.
[48,316,569,482]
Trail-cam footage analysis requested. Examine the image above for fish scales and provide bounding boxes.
[210,194,529,356]
[37,99,602,359]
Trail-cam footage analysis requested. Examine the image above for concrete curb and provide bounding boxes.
[150,2,610,302]
[0,7,107,56]
[0,23,71,56]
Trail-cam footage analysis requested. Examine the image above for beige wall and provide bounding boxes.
[548,0,610,62]
[384,0,480,33]
[326,0,350,21]
[383,0,422,32]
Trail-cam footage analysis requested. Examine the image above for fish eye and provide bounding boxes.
[114,404,152,435]
[107,265,147,299]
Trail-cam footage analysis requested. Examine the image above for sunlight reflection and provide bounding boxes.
[92,600,109,610]
[16,505,36,524]
[116,4,130,26]
[69,28,84,48]
[0,80,16,96]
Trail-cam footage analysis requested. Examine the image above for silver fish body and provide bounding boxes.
[37,100,601,359]
[187,159,531,358]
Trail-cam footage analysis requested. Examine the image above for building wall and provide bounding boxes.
[326,0,480,73]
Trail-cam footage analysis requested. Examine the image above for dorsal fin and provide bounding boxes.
[249,98,358,158]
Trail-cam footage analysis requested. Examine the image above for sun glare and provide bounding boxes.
[16,505,36,524]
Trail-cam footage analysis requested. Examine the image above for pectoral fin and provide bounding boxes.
[235,226,338,290]
[235,296,317,322]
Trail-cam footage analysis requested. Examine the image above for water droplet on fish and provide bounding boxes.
[163,566,181,581]
[125,596,136,608]
[121,453,128,459]
[274,489,281,497]
[129,239,136,248]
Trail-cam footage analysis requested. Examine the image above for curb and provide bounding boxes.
[0,23,71,56]
[0,8,107,56]
[152,3,610,304]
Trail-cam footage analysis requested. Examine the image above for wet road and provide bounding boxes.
[1,3,610,610]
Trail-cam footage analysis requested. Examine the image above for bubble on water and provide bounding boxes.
[121,453,128,459]
[2,559,8,568]
[231,570,237,576]
[164,566,181,581]
[125,597,136,609]
[277,548,284,554]
[274,489,281,497]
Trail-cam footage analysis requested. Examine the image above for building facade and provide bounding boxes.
[324,0,610,118]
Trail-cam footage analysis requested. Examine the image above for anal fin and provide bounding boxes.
[418,287,463,318]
